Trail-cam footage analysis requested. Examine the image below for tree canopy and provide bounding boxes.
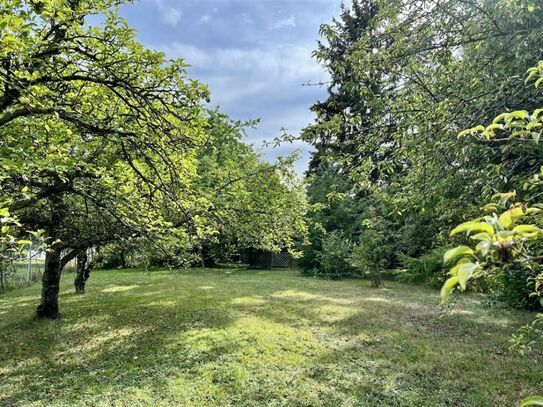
[0,0,307,318]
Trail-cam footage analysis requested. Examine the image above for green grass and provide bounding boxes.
[0,268,541,406]
[1,260,45,289]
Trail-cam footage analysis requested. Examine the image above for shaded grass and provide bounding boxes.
[0,268,541,406]
[1,260,45,290]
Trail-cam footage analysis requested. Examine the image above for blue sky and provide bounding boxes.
[117,0,342,173]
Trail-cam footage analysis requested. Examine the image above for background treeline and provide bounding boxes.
[300,0,543,310]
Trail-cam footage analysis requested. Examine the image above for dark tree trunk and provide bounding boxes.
[200,245,215,268]
[372,267,384,288]
[36,247,62,319]
[119,250,127,269]
[74,251,91,294]
[199,247,206,268]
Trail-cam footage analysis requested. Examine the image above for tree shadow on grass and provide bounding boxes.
[0,268,541,406]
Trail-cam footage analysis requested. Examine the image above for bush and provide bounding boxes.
[351,229,392,288]
[487,266,542,311]
[308,231,354,279]
[396,248,447,288]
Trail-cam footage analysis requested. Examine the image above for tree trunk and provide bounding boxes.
[200,245,215,268]
[0,265,4,290]
[0,259,5,290]
[74,251,90,294]
[36,247,62,319]
[119,250,127,269]
[199,247,206,268]
[372,266,384,288]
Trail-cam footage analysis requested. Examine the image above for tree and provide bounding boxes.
[0,0,208,318]
[303,0,543,267]
[351,209,393,287]
[192,111,308,264]
[304,0,393,176]
[119,110,309,269]
[440,61,543,406]
[299,163,365,274]
[313,230,353,279]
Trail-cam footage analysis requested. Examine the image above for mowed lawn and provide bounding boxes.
[0,268,541,406]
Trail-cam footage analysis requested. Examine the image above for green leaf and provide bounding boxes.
[509,110,529,120]
[521,396,543,407]
[491,191,516,202]
[470,232,493,241]
[496,230,515,241]
[449,258,471,276]
[499,211,512,229]
[443,246,474,264]
[475,240,491,256]
[450,221,494,237]
[513,225,543,239]
[493,113,509,124]
[457,262,478,291]
[441,276,459,304]
[499,207,524,229]
[481,203,497,212]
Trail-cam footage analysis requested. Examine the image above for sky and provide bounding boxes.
[116,0,343,174]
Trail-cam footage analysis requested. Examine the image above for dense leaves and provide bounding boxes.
[0,0,307,316]
[302,0,543,287]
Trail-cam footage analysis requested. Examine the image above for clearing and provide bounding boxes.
[0,268,541,406]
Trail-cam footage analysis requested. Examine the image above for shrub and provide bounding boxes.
[487,265,542,311]
[396,248,447,288]
[351,229,392,288]
[310,231,354,279]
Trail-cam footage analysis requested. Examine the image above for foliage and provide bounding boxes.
[310,231,354,279]
[487,265,542,310]
[440,62,543,308]
[193,110,308,263]
[303,0,543,269]
[299,165,364,275]
[510,313,543,356]
[350,210,393,287]
[440,61,543,405]
[0,0,211,316]
[396,248,447,288]
[440,196,543,305]
[0,0,307,316]
[299,165,399,279]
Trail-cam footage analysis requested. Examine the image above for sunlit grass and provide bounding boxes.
[0,268,541,406]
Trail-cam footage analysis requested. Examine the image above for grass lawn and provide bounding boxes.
[0,268,541,406]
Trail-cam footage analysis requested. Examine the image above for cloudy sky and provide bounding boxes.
[117,0,342,173]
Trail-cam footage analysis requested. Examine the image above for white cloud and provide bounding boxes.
[155,16,332,172]
[163,42,326,95]
[154,0,182,26]
[269,15,296,30]
[199,14,212,24]
[160,41,327,170]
